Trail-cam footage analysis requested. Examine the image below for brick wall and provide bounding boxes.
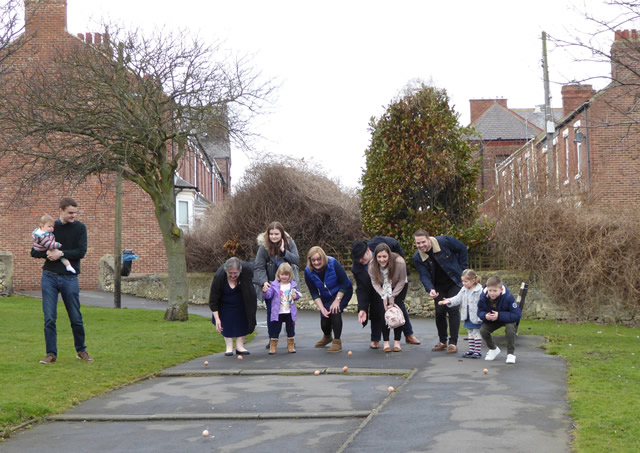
[494,83,640,212]
[588,83,640,207]
[475,140,527,202]
[469,99,507,123]
[2,179,168,291]
[0,0,215,290]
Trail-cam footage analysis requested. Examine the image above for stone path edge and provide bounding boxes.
[337,367,419,453]
[47,411,371,421]
[157,367,415,377]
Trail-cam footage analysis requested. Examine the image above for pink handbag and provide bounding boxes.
[384,304,406,328]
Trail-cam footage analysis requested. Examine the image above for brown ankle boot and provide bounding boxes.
[314,335,332,348]
[269,339,278,355]
[327,338,342,353]
[287,337,296,353]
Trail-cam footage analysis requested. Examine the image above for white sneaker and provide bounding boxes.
[485,346,501,361]
[506,354,516,364]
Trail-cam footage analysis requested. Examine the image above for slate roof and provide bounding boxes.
[198,130,231,160]
[471,103,542,140]
[512,107,563,130]
[174,174,197,191]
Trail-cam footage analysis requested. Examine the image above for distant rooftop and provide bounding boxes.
[471,103,562,141]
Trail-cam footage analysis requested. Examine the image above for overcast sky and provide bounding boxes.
[65,0,624,189]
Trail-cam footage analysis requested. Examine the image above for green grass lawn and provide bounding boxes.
[1,296,638,451]
[0,295,224,437]
[518,320,639,453]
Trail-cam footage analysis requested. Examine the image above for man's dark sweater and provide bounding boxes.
[31,220,87,274]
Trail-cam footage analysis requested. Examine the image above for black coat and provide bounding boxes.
[351,236,405,324]
[208,262,257,334]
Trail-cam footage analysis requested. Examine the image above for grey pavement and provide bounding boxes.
[6,291,572,452]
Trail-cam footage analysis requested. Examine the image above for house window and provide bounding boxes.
[574,121,582,178]
[563,129,570,184]
[552,137,559,189]
[177,200,191,229]
[495,154,510,165]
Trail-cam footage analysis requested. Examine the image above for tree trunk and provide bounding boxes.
[156,201,189,321]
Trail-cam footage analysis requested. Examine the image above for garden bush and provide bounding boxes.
[185,158,362,272]
[494,199,640,324]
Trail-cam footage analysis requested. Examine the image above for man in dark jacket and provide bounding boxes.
[413,229,468,354]
[351,237,421,349]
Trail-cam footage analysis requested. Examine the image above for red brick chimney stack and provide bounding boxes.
[611,29,640,82]
[561,84,595,116]
[25,0,67,35]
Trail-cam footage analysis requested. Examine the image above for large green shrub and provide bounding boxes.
[361,82,489,252]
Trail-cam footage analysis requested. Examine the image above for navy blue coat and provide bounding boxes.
[477,285,521,324]
[413,235,468,293]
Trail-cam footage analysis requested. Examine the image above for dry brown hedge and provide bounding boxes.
[185,159,362,272]
[494,199,640,322]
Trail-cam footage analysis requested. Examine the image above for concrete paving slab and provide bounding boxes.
[52,374,402,417]
[7,290,571,452]
[2,419,363,453]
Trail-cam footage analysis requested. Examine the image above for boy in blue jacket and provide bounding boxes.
[478,275,521,364]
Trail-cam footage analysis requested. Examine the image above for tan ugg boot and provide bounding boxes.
[314,335,332,348]
[287,338,296,353]
[268,339,278,355]
[327,339,342,353]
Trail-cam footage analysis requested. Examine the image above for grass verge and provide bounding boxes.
[0,295,223,437]
[518,319,639,453]
[1,297,638,451]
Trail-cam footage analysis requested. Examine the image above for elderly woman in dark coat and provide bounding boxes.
[209,257,257,356]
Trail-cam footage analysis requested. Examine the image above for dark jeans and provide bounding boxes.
[480,321,517,354]
[320,312,343,339]
[271,313,295,338]
[41,271,86,356]
[370,290,413,341]
[371,303,413,341]
[433,285,461,345]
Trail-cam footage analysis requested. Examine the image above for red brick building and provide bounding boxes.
[468,99,562,204]
[493,30,640,213]
[0,0,229,291]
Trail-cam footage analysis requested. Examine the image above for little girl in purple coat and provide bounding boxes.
[263,263,301,354]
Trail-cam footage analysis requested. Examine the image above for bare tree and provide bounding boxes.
[0,0,25,70]
[0,25,273,320]
[550,3,640,110]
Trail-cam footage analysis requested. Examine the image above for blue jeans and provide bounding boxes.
[41,271,86,356]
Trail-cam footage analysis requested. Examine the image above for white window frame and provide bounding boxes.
[574,120,582,179]
[175,196,194,231]
[562,129,570,185]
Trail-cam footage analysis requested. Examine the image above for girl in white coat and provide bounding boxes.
[439,269,483,358]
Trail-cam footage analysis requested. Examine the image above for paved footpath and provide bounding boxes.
[5,291,572,453]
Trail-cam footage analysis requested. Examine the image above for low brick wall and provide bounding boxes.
[0,251,14,296]
[98,255,560,320]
